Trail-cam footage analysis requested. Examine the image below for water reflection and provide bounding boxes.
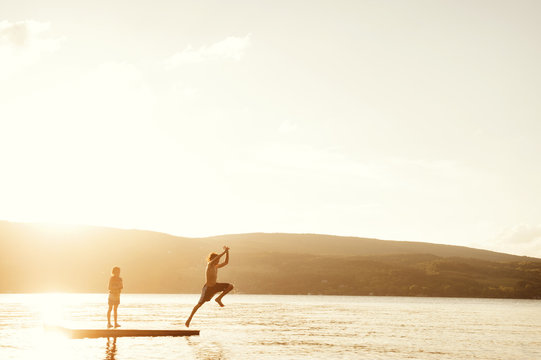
[105,337,117,360]
[186,337,226,360]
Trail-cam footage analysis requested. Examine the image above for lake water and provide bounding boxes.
[0,294,539,359]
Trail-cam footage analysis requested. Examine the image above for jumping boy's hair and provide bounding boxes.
[207,253,218,262]
[111,266,120,275]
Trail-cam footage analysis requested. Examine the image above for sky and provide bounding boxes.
[1,0,541,257]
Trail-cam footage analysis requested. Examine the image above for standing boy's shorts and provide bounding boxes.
[108,292,120,305]
[198,283,230,304]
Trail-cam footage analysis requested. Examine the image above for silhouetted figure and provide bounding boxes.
[185,246,233,327]
[107,266,123,328]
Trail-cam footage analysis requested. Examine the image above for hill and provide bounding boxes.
[0,220,540,298]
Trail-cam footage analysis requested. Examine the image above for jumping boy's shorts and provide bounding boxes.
[198,283,230,304]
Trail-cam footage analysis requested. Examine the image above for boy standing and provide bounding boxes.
[107,266,123,328]
[185,246,233,327]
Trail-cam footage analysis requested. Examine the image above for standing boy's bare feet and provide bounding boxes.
[215,298,224,307]
[107,323,113,329]
[114,323,121,328]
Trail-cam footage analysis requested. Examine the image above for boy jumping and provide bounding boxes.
[185,246,233,327]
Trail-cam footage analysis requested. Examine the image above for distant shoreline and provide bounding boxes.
[1,292,540,300]
[2,221,540,299]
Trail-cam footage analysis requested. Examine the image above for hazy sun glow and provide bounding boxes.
[1,1,541,257]
[36,293,66,326]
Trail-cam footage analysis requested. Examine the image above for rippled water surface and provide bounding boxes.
[0,294,539,359]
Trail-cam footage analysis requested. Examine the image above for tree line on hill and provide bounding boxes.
[227,253,541,299]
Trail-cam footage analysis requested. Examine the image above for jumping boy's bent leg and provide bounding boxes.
[185,303,203,328]
[215,283,234,307]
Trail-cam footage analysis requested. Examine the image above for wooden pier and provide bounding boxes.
[47,326,200,339]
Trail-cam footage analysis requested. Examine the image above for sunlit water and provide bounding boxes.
[0,294,539,359]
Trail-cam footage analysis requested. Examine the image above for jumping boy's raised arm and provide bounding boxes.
[217,247,230,268]
[209,248,227,265]
[209,246,229,265]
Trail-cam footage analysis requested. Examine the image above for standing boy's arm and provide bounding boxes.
[109,278,122,291]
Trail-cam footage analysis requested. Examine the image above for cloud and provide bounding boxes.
[494,224,541,257]
[0,20,63,77]
[1,20,46,46]
[498,224,541,244]
[164,34,251,69]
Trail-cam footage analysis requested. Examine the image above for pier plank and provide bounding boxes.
[48,326,199,339]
